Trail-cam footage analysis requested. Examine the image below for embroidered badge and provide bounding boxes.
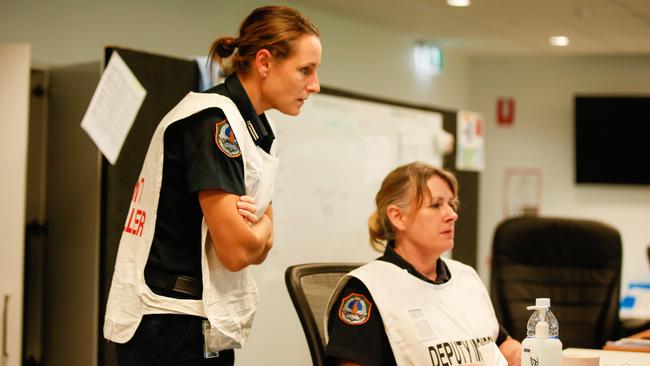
[338,293,372,325]
[215,119,241,158]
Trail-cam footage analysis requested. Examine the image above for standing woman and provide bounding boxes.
[324,162,521,366]
[104,6,321,365]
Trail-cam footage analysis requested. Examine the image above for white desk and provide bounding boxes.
[563,348,650,366]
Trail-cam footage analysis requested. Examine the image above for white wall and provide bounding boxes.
[0,43,30,366]
[0,0,469,110]
[469,55,650,290]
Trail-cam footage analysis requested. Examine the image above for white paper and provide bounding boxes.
[456,110,485,171]
[81,51,147,165]
[395,109,444,168]
[398,122,436,165]
[563,348,650,366]
[504,168,542,218]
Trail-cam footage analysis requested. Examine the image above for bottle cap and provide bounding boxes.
[536,298,551,307]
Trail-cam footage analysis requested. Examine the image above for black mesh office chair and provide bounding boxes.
[285,263,362,366]
[490,216,622,348]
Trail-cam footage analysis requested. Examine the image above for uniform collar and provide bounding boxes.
[224,74,275,151]
[378,241,451,285]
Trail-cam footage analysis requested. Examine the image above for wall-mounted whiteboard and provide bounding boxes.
[240,92,447,365]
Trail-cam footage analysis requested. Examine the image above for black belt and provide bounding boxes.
[145,268,202,299]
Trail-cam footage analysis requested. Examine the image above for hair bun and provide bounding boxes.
[368,211,387,250]
[214,37,238,58]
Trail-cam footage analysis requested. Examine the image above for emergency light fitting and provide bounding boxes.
[414,41,443,75]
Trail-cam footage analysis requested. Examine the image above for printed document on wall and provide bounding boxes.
[81,51,147,165]
[456,110,484,171]
[395,108,444,168]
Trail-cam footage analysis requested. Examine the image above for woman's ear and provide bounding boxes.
[255,49,273,78]
[386,205,407,232]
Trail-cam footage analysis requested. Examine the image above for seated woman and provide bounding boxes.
[324,162,521,366]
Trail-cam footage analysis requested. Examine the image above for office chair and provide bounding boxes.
[285,263,362,366]
[490,216,622,349]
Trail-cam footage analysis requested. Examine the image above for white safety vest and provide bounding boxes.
[103,92,279,352]
[327,259,499,366]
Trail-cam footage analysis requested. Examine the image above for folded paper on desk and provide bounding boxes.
[606,338,650,348]
[563,348,650,366]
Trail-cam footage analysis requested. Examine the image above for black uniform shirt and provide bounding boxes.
[144,74,274,291]
[324,243,510,365]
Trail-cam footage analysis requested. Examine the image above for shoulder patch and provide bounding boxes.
[338,293,372,325]
[215,119,241,158]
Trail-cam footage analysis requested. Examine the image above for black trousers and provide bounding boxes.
[116,314,235,366]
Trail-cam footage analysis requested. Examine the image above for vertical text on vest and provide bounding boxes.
[124,177,146,237]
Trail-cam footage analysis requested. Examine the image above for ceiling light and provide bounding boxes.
[447,0,471,7]
[549,36,570,47]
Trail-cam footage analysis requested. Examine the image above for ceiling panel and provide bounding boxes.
[295,0,650,54]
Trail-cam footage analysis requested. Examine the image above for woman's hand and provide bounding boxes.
[237,195,258,225]
[499,336,522,366]
[236,196,274,265]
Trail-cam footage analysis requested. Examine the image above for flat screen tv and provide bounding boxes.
[575,96,650,184]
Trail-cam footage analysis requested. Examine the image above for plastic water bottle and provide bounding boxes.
[521,298,562,366]
[526,298,559,338]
